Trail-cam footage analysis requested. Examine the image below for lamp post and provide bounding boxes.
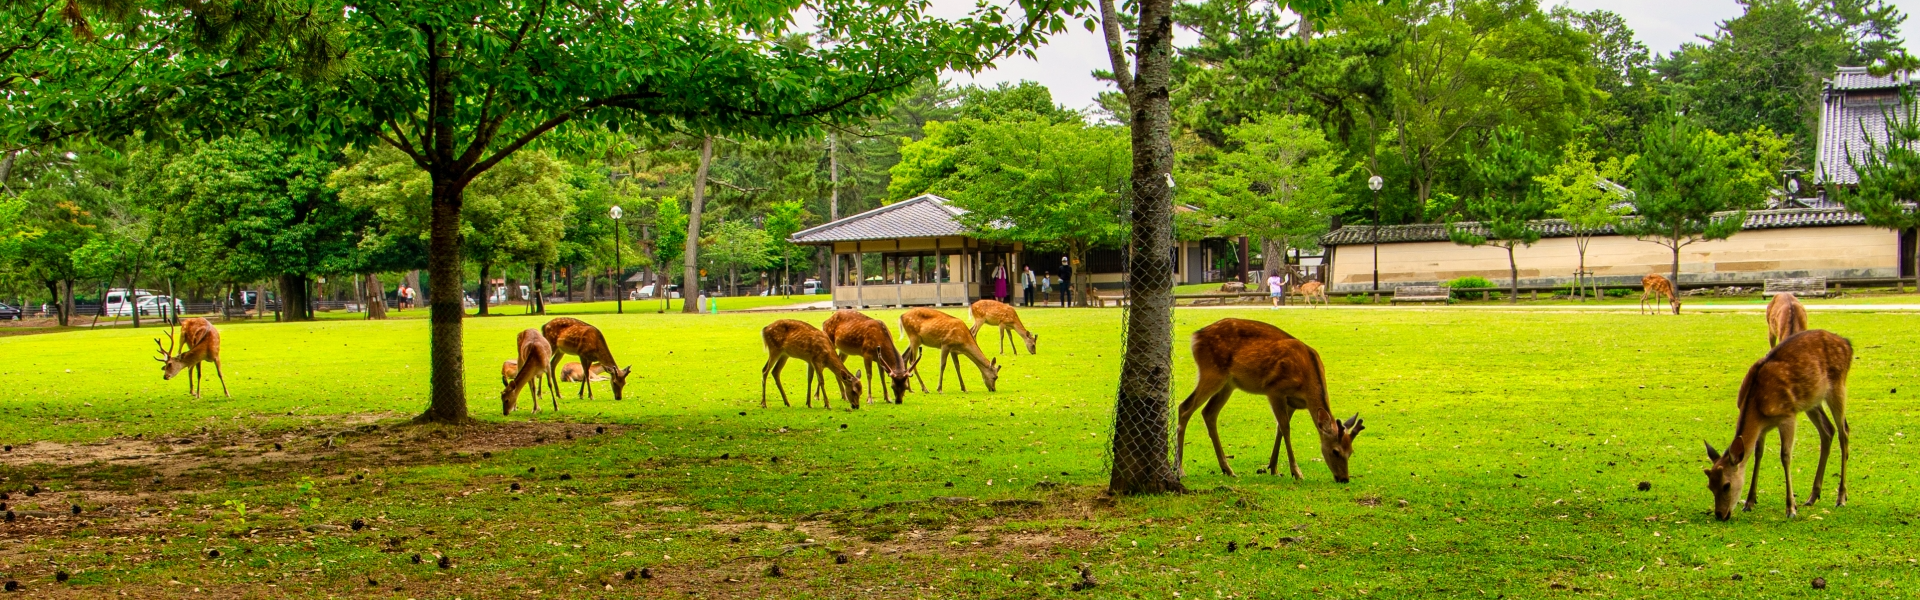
[610,205,624,314]
[1368,175,1383,292]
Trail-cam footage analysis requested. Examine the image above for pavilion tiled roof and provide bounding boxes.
[788,194,971,244]
[1818,66,1917,185]
[1319,207,1869,246]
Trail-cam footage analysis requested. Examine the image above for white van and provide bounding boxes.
[105,288,157,316]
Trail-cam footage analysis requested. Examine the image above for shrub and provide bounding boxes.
[1446,277,1495,300]
[1345,292,1370,304]
[1606,288,1631,298]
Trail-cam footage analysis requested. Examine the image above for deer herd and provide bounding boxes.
[144,275,1857,523]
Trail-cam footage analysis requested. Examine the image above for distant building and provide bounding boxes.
[1315,67,1916,294]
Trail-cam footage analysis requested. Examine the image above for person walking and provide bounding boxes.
[1039,269,1052,306]
[1267,270,1289,308]
[1059,257,1074,307]
[991,264,1009,303]
[1020,266,1036,307]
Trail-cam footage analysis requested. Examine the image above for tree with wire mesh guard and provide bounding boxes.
[1175,318,1365,482]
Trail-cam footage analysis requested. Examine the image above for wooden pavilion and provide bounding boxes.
[788,195,1022,309]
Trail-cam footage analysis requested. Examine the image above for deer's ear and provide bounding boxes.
[619,366,632,377]
[1704,441,1721,462]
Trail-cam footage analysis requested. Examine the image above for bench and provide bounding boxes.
[1391,285,1450,304]
[1092,290,1130,308]
[1764,277,1828,298]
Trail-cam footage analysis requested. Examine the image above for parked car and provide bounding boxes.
[0,302,20,321]
[135,295,185,317]
[636,284,680,299]
[104,288,159,316]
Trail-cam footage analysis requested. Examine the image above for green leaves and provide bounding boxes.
[1618,114,1786,250]
[897,116,1129,255]
[1181,112,1344,250]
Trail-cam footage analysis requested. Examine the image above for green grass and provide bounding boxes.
[2,307,1919,597]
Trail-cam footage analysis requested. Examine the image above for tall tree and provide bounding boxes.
[704,220,772,298]
[763,199,812,296]
[1537,141,1633,299]
[1617,115,1788,286]
[91,0,1082,423]
[1182,112,1345,282]
[1445,126,1550,303]
[1832,88,1920,293]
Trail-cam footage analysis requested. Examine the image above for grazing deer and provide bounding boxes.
[1177,318,1363,482]
[1704,329,1852,520]
[1766,293,1809,347]
[559,362,609,383]
[502,329,557,415]
[1295,281,1328,307]
[1641,273,1680,315]
[540,318,632,400]
[833,317,917,404]
[154,318,229,398]
[760,319,862,409]
[501,360,520,388]
[899,307,1000,393]
[821,309,875,345]
[969,299,1038,355]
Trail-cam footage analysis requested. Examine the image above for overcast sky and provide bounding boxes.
[940,0,1920,113]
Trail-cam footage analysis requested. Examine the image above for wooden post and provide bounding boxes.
[854,250,864,309]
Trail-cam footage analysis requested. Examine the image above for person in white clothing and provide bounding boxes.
[1268,271,1289,308]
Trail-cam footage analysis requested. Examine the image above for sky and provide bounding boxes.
[938,0,1920,113]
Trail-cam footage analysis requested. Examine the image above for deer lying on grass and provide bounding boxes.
[501,360,520,388]
[540,318,632,400]
[969,299,1038,355]
[761,319,863,409]
[502,329,557,415]
[1641,274,1680,315]
[1177,318,1363,482]
[833,317,916,404]
[1704,329,1853,521]
[900,308,1000,393]
[1296,281,1327,307]
[154,318,229,398]
[1766,293,1809,347]
[560,362,609,383]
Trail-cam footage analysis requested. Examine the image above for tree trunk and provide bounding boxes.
[682,136,714,314]
[46,281,64,326]
[126,271,142,329]
[475,260,492,316]
[420,177,471,424]
[1911,230,1918,293]
[278,274,313,321]
[1670,245,1681,295]
[366,273,388,319]
[1108,0,1185,496]
[1069,243,1092,308]
[533,263,547,315]
[1506,245,1519,304]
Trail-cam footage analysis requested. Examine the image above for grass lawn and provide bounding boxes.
[1,307,1917,597]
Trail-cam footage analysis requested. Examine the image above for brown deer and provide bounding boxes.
[1765,292,1809,347]
[761,319,862,409]
[821,309,874,345]
[969,299,1038,355]
[1177,318,1363,482]
[502,329,556,415]
[833,317,918,404]
[154,318,229,398]
[501,360,520,388]
[1296,281,1328,307]
[1641,273,1680,315]
[540,318,632,400]
[899,307,1000,392]
[1704,329,1852,520]
[559,362,609,383]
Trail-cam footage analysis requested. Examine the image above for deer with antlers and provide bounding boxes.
[1295,281,1328,307]
[969,299,1038,355]
[900,307,1001,393]
[540,318,632,400]
[1766,292,1809,347]
[1703,329,1853,520]
[154,318,229,398]
[1177,318,1363,482]
[1641,273,1680,315]
[761,319,862,409]
[502,329,558,415]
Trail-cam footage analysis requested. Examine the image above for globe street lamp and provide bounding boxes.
[1368,175,1384,292]
[610,205,624,314]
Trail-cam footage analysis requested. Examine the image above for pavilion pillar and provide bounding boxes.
[854,251,865,310]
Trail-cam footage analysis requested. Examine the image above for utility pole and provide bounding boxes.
[828,132,840,220]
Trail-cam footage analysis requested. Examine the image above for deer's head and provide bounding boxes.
[1323,414,1366,483]
[608,365,632,400]
[887,348,919,404]
[1703,441,1745,521]
[501,385,518,416]
[1671,298,1683,315]
[153,331,188,379]
[980,358,1001,392]
[1021,331,1038,355]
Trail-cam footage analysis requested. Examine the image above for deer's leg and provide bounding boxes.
[1829,391,1851,507]
[1198,387,1235,477]
[761,351,779,408]
[770,356,792,407]
[212,357,229,398]
[1744,434,1765,511]
[950,350,968,391]
[935,348,950,392]
[803,362,817,408]
[1175,372,1229,479]
[999,327,1008,355]
[1276,406,1304,479]
[909,343,930,393]
[1803,407,1835,506]
[1776,420,1799,518]
[548,351,566,396]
